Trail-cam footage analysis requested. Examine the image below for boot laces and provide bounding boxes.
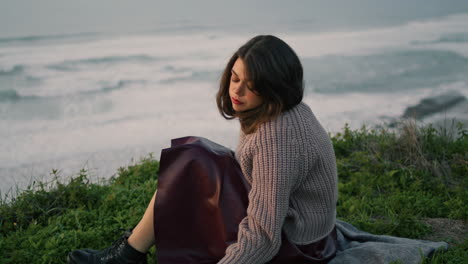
[98,229,132,263]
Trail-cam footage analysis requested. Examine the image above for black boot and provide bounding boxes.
[67,230,147,264]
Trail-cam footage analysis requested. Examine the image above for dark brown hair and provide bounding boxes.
[216,35,304,134]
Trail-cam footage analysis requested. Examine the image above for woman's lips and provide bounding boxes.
[231,97,244,105]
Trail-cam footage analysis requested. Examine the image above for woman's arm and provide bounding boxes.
[218,120,301,264]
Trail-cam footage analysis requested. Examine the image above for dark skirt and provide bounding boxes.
[153,136,337,264]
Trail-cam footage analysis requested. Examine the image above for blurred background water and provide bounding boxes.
[1,0,468,196]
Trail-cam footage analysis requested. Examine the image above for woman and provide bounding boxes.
[68,35,339,264]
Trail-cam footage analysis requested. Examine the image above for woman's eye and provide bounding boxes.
[247,85,260,94]
[231,79,240,83]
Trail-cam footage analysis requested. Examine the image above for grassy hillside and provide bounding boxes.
[0,120,466,264]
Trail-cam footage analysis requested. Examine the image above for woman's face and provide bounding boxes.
[229,58,263,112]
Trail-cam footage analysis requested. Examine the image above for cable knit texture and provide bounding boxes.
[217,102,338,264]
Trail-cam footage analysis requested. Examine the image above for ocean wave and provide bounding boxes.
[436,32,468,43]
[0,90,38,102]
[0,65,24,76]
[412,32,468,45]
[79,80,146,95]
[160,70,220,83]
[0,32,100,45]
[162,65,190,73]
[47,55,158,71]
[98,80,146,93]
[147,23,217,34]
[0,90,20,101]
[304,50,468,94]
[0,79,142,103]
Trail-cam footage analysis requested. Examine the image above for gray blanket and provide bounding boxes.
[330,220,448,264]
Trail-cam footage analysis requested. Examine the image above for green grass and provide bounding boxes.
[0,156,159,263]
[332,120,467,263]
[0,120,466,264]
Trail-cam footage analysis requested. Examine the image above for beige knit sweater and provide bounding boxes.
[217,102,338,264]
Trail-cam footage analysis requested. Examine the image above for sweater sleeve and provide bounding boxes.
[217,121,301,264]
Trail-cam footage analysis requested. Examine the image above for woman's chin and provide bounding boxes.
[232,105,244,112]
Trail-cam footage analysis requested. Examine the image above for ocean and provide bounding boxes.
[1,13,468,196]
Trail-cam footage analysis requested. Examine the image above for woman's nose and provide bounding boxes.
[233,83,245,96]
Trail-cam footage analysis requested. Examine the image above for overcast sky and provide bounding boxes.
[2,0,468,37]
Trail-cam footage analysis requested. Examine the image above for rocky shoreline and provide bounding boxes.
[387,91,468,134]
